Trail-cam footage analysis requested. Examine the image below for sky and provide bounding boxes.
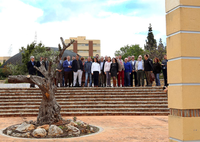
[0,0,166,57]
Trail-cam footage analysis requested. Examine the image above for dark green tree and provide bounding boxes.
[115,44,144,60]
[145,23,157,51]
[144,24,166,60]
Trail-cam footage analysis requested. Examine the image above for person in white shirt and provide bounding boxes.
[135,55,144,87]
[91,58,101,87]
[104,57,112,87]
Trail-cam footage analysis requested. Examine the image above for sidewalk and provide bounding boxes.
[0,116,168,142]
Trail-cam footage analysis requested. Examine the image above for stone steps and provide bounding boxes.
[0,92,166,95]
[0,98,168,102]
[0,94,167,99]
[0,101,168,105]
[0,104,168,109]
[0,87,169,116]
[0,112,169,117]
[0,89,163,93]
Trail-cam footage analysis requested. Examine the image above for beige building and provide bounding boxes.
[0,56,11,64]
[64,36,100,57]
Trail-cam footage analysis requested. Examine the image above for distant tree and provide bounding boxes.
[145,23,157,51]
[144,24,166,61]
[3,60,6,64]
[115,44,144,60]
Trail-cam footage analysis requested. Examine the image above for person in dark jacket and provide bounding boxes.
[72,54,83,87]
[124,58,132,87]
[144,54,153,87]
[161,55,168,86]
[27,56,36,87]
[36,57,44,77]
[129,56,137,87]
[84,57,92,87]
[109,58,118,87]
[63,56,73,87]
[153,57,162,86]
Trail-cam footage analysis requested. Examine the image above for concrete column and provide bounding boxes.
[89,41,93,57]
[73,40,77,53]
[166,0,200,141]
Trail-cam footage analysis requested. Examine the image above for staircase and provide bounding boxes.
[0,87,169,117]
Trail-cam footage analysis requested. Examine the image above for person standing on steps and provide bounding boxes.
[104,57,112,87]
[129,55,137,87]
[161,55,168,87]
[72,54,83,87]
[84,57,92,87]
[99,56,106,87]
[153,57,162,86]
[144,54,153,87]
[27,56,37,88]
[63,56,73,87]
[110,58,118,87]
[117,55,125,87]
[91,58,101,87]
[124,58,132,87]
[81,57,85,87]
[135,55,145,87]
[56,57,63,87]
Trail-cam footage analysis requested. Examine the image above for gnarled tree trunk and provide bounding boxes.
[8,37,74,125]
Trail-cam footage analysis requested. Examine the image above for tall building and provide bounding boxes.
[0,56,11,64]
[64,36,100,57]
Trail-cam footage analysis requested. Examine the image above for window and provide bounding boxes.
[93,44,100,46]
[78,43,85,46]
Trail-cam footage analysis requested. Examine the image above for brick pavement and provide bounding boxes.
[0,116,168,142]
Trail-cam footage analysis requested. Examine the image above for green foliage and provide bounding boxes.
[0,66,10,80]
[8,42,49,75]
[114,44,144,60]
[144,24,166,60]
[6,63,26,75]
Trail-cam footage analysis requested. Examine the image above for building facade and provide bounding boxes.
[0,56,11,64]
[64,36,100,57]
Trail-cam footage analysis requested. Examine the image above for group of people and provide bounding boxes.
[27,54,168,88]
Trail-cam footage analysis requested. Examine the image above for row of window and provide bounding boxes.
[77,44,100,47]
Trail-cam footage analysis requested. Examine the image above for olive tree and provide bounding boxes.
[8,37,74,125]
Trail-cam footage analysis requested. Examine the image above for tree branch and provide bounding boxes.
[59,37,74,58]
[8,75,48,93]
[34,64,48,78]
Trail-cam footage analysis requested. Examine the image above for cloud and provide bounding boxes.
[0,0,166,58]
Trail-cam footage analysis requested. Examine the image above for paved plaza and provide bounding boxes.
[0,116,168,142]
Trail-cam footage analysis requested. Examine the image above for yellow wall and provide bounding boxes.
[166,0,200,141]
[65,36,101,57]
